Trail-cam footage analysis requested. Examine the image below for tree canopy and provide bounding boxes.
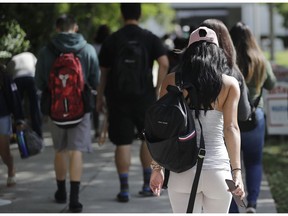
[275,3,288,29]
[0,3,175,57]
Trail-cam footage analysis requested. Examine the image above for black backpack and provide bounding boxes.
[144,72,204,173]
[113,30,152,96]
[238,88,262,132]
[144,72,205,212]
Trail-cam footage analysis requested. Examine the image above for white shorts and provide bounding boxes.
[168,167,232,213]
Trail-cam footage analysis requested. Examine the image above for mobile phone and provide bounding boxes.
[225,179,246,208]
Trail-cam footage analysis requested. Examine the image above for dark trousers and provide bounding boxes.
[229,108,265,212]
[14,76,42,138]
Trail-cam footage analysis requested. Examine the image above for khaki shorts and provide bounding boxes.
[48,113,92,152]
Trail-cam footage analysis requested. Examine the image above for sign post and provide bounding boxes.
[264,65,288,135]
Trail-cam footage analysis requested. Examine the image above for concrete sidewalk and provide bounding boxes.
[0,130,277,213]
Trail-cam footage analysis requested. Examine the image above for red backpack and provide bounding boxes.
[48,47,85,128]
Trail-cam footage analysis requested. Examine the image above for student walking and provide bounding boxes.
[97,3,169,202]
[149,26,245,213]
[7,52,43,138]
[200,19,251,122]
[35,14,100,213]
[229,21,277,213]
[0,64,25,187]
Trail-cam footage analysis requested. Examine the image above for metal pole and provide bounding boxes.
[269,3,275,62]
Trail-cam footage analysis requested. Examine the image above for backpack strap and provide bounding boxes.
[175,72,206,213]
[186,85,205,213]
[186,119,205,213]
[245,87,262,115]
[253,87,263,108]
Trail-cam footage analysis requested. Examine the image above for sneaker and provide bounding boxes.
[138,187,154,197]
[69,202,83,213]
[246,207,256,213]
[54,190,67,203]
[246,203,257,213]
[7,176,16,187]
[117,192,129,203]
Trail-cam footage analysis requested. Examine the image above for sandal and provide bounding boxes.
[7,176,16,187]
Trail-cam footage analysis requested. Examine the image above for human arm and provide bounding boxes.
[149,160,165,196]
[155,55,169,99]
[96,36,113,113]
[263,60,277,91]
[96,66,109,113]
[222,75,245,199]
[150,32,169,99]
[159,72,176,98]
[149,72,174,196]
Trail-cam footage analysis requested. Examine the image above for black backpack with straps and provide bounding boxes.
[144,72,206,212]
[112,29,153,97]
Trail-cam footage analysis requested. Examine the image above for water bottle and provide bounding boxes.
[16,131,29,159]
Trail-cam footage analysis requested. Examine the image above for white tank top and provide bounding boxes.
[193,110,230,171]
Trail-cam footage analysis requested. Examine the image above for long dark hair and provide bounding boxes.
[230,22,266,93]
[200,19,236,70]
[200,19,245,93]
[178,41,229,113]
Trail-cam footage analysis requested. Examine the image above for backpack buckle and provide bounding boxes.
[198,148,206,159]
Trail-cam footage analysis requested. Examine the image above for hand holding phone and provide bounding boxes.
[225,179,246,208]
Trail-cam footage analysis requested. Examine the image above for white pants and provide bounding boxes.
[168,168,232,213]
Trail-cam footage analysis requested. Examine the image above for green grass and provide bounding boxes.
[261,49,288,213]
[263,136,288,213]
[275,50,288,67]
[265,49,288,67]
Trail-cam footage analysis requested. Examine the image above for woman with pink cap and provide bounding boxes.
[149,26,245,213]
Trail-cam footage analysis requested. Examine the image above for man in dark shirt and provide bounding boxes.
[97,3,169,202]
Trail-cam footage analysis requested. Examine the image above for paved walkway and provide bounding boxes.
[0,129,277,213]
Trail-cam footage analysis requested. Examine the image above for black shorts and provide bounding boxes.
[107,94,156,145]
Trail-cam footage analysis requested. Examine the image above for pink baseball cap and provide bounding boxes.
[188,26,219,47]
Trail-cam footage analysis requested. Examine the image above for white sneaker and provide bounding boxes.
[246,207,256,213]
[7,176,16,187]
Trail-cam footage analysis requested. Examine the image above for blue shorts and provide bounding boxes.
[0,115,12,135]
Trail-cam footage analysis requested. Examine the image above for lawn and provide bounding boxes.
[262,49,288,213]
[265,49,288,67]
[263,136,288,213]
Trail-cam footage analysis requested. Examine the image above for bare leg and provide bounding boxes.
[54,150,68,180]
[69,150,83,181]
[0,135,15,178]
[115,145,131,174]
